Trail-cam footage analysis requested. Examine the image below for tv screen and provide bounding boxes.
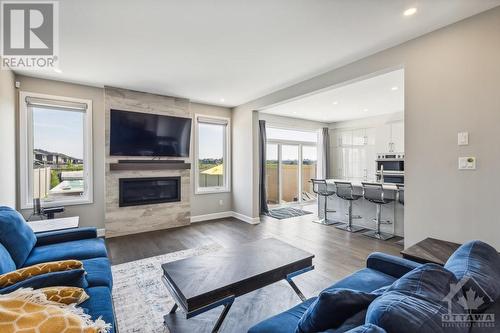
[110,109,192,157]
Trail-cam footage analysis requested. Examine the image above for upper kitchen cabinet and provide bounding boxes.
[375,120,404,153]
[391,121,404,152]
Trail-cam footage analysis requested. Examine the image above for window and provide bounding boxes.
[19,92,93,209]
[194,115,230,194]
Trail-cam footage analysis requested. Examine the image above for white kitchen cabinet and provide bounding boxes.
[391,121,404,153]
[375,124,392,153]
[375,121,404,153]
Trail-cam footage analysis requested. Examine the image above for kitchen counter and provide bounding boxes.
[317,179,404,236]
[326,179,400,191]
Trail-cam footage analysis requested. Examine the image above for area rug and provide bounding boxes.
[267,207,313,220]
[111,244,222,333]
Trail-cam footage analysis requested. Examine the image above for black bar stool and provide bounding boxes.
[333,181,364,232]
[361,182,394,240]
[311,179,339,226]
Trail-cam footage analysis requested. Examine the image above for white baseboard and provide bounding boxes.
[97,228,106,237]
[190,211,233,223]
[190,211,260,224]
[230,211,261,224]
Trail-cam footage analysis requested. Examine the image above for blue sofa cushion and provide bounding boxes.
[36,227,98,246]
[0,268,88,294]
[0,243,15,274]
[248,297,317,333]
[82,257,113,288]
[297,289,378,333]
[366,252,421,279]
[366,264,468,333]
[324,268,397,294]
[345,324,387,333]
[0,206,36,267]
[23,238,108,266]
[444,240,500,310]
[81,287,116,333]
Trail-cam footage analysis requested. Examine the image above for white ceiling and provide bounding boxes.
[14,0,500,107]
[261,69,404,122]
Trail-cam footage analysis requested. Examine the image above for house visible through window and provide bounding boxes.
[19,92,93,208]
[195,115,230,193]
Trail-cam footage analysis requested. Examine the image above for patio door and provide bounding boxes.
[266,142,318,206]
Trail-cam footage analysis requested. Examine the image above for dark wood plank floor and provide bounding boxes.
[106,214,403,283]
[106,213,403,332]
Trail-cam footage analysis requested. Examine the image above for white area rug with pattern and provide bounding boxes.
[111,244,222,333]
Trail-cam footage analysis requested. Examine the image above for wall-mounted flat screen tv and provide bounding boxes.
[110,109,192,157]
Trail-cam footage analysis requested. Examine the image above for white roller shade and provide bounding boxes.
[197,116,228,126]
[26,96,88,111]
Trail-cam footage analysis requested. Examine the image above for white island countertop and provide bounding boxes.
[326,179,401,191]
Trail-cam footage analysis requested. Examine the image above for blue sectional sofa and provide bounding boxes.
[0,206,115,333]
[249,241,500,333]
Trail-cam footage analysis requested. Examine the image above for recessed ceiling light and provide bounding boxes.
[219,98,225,103]
[363,108,369,112]
[293,111,297,114]
[404,7,417,16]
[391,86,399,91]
[53,68,62,73]
[332,101,338,105]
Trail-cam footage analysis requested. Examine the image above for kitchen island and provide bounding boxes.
[317,179,404,237]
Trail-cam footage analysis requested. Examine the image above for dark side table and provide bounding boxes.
[401,237,461,265]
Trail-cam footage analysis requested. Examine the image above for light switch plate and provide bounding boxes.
[458,157,476,170]
[458,132,469,145]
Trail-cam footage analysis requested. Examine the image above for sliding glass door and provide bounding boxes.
[281,145,299,204]
[266,143,318,206]
[266,144,279,205]
[301,145,317,201]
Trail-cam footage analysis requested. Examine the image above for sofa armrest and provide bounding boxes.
[366,252,421,278]
[36,227,98,246]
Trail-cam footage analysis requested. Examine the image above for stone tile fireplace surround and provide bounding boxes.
[104,87,192,237]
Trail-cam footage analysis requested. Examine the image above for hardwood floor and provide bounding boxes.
[106,213,403,332]
[106,213,403,283]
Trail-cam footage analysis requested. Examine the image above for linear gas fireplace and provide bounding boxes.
[119,177,181,207]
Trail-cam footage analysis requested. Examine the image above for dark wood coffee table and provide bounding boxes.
[161,238,314,333]
[401,237,461,265]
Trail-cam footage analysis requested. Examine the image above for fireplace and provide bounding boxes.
[119,177,181,207]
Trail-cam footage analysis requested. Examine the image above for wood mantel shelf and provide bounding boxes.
[109,162,191,171]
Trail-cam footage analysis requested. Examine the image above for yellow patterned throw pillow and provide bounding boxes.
[39,286,90,305]
[0,288,110,333]
[0,260,83,288]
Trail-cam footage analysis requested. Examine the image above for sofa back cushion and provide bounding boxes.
[0,206,37,267]
[0,243,15,275]
[366,264,468,333]
[444,240,500,310]
[296,288,378,333]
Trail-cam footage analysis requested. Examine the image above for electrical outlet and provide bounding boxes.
[458,157,476,170]
[219,199,223,206]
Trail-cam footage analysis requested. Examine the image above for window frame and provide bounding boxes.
[194,114,231,195]
[19,91,93,209]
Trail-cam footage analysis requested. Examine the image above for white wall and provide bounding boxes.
[232,7,500,249]
[259,113,327,131]
[0,67,16,207]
